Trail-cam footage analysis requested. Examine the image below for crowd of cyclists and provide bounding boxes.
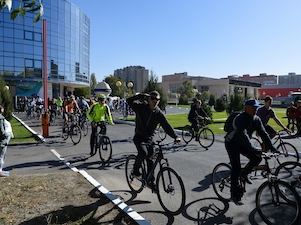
[12,92,300,220]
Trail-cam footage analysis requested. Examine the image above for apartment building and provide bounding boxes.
[114,66,148,93]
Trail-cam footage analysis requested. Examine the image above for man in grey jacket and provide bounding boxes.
[0,105,9,177]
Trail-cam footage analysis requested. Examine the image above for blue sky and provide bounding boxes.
[70,0,301,82]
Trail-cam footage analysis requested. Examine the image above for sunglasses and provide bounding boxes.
[150,96,160,101]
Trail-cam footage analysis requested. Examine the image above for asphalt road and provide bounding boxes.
[7,109,301,225]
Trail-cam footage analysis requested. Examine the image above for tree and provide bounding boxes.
[214,97,226,112]
[104,75,123,97]
[208,94,215,107]
[0,76,13,120]
[73,87,90,98]
[0,0,44,23]
[143,70,167,110]
[90,73,97,95]
[178,80,193,105]
[226,87,245,115]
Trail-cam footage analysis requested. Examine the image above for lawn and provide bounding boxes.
[123,107,289,135]
[10,118,37,143]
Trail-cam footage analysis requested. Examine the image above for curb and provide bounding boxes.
[13,115,151,225]
[50,149,151,225]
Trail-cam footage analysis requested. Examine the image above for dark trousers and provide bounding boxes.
[133,134,154,178]
[90,123,106,153]
[225,141,262,199]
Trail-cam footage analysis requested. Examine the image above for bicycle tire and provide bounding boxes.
[125,155,144,193]
[198,128,215,148]
[256,179,301,225]
[81,121,88,136]
[287,121,298,134]
[98,136,112,164]
[156,166,186,215]
[62,124,69,140]
[276,142,299,166]
[157,124,167,141]
[70,124,82,145]
[182,125,193,144]
[212,163,232,201]
[274,161,301,197]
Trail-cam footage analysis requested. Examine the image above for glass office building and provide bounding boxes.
[0,0,90,99]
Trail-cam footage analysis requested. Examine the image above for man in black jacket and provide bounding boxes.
[225,99,278,205]
[126,91,181,190]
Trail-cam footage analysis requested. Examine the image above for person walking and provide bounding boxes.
[126,91,181,191]
[0,105,10,177]
[286,101,296,130]
[86,94,114,156]
[225,99,278,205]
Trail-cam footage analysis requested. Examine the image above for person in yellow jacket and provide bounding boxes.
[86,94,114,156]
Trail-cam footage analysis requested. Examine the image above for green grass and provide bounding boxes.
[122,107,289,135]
[10,118,37,143]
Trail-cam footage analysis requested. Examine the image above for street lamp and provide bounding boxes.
[116,81,133,118]
[5,85,9,90]
[192,88,198,98]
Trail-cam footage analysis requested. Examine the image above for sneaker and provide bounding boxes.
[230,197,244,205]
[147,181,157,194]
[0,171,9,177]
[241,173,253,184]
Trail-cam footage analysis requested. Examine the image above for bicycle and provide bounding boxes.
[156,124,166,141]
[182,118,214,149]
[62,113,82,145]
[212,152,301,225]
[287,119,298,134]
[125,140,186,215]
[77,111,88,137]
[91,121,112,164]
[274,161,301,197]
[251,130,299,165]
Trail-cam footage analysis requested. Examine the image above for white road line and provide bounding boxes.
[50,149,151,225]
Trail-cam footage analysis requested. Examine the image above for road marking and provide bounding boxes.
[50,149,151,225]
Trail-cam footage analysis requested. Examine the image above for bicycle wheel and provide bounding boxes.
[70,124,82,145]
[287,121,298,135]
[98,136,112,164]
[198,128,214,148]
[157,124,167,141]
[212,163,232,201]
[62,124,69,140]
[275,161,301,197]
[81,121,88,136]
[276,142,299,166]
[182,125,193,144]
[256,180,301,225]
[156,166,186,215]
[125,155,144,193]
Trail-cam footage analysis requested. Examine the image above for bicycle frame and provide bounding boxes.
[141,142,170,184]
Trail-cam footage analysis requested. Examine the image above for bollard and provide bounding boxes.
[42,113,49,137]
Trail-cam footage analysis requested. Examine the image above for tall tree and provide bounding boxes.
[143,70,167,110]
[0,0,44,23]
[226,87,245,114]
[0,76,13,120]
[90,73,97,95]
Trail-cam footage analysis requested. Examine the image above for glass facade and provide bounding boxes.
[0,0,90,98]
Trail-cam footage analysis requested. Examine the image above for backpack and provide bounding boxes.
[224,111,241,132]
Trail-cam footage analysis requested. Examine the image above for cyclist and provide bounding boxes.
[49,98,58,121]
[86,94,114,156]
[256,95,290,138]
[64,95,80,127]
[225,99,278,205]
[126,91,181,191]
[188,100,211,140]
